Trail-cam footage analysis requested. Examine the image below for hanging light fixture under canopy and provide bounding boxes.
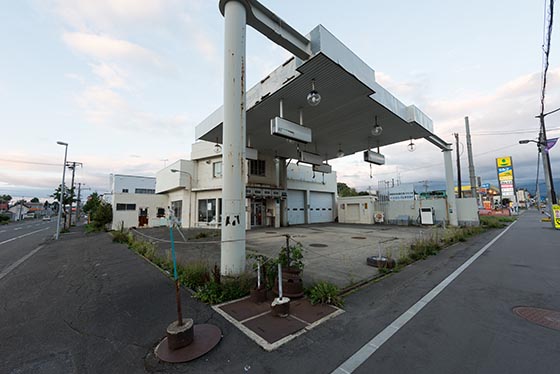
[371,115,383,136]
[307,79,321,106]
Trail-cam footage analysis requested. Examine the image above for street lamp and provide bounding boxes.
[519,138,557,228]
[170,169,193,227]
[55,141,68,240]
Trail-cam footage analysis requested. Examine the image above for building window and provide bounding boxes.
[213,161,222,178]
[157,207,165,218]
[198,199,217,223]
[135,188,155,194]
[116,203,136,211]
[122,189,129,193]
[249,159,266,176]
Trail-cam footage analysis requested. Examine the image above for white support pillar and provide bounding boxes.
[443,149,459,226]
[221,0,247,276]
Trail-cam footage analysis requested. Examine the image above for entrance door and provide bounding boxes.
[251,200,265,227]
[138,208,149,227]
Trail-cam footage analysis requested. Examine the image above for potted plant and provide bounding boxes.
[273,240,305,298]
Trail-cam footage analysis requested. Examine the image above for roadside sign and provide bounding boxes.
[553,204,560,230]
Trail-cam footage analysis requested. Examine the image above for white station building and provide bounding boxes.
[110,141,337,231]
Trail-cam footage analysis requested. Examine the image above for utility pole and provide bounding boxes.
[76,183,91,224]
[66,161,83,227]
[465,117,478,200]
[454,133,462,198]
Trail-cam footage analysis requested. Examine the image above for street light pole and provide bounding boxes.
[56,141,68,240]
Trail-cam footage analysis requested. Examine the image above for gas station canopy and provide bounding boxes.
[196,25,447,161]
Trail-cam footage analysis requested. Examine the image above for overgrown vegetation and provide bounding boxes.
[306,281,344,307]
[386,224,491,274]
[0,214,9,225]
[111,229,252,305]
[480,215,516,228]
[83,192,112,231]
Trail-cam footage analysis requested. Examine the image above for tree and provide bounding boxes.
[82,192,102,215]
[337,182,359,197]
[30,197,39,203]
[0,194,12,203]
[83,193,112,230]
[51,184,75,205]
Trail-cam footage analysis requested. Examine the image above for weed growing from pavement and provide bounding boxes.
[306,281,344,307]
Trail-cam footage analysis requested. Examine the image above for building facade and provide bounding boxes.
[111,141,337,230]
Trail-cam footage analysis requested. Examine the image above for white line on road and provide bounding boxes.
[0,227,50,246]
[0,230,6,233]
[14,227,22,231]
[331,221,517,374]
[0,245,45,281]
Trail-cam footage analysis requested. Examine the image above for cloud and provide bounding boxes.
[335,67,560,191]
[51,0,172,33]
[63,32,165,70]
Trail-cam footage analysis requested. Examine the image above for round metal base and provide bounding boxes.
[155,324,222,363]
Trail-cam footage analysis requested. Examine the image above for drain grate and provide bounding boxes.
[513,306,560,331]
[351,236,367,240]
[309,243,328,248]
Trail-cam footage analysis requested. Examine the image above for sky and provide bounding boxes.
[1,0,560,202]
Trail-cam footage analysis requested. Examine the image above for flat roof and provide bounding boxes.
[196,25,447,161]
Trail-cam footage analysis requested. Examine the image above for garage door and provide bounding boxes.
[309,192,333,223]
[287,190,305,225]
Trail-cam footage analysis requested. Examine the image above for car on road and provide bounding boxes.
[42,216,51,221]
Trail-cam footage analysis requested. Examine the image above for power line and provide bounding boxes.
[0,158,60,167]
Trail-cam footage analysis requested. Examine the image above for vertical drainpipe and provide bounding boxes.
[221,0,247,276]
[443,148,459,226]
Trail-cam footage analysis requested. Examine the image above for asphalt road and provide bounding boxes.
[1,211,558,373]
[349,209,560,373]
[0,219,56,274]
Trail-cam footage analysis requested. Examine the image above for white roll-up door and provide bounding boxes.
[309,192,333,223]
[287,190,305,225]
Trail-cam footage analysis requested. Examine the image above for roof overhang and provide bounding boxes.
[196,25,445,161]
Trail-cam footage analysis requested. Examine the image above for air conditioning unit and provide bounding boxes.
[271,117,312,144]
[313,163,332,173]
[299,151,323,165]
[245,147,258,160]
[363,150,385,165]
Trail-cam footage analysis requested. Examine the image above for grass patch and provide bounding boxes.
[306,281,344,307]
[193,274,253,305]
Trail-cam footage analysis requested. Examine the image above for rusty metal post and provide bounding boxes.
[221,0,247,276]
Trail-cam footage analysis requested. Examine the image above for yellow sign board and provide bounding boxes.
[553,204,560,229]
[496,157,512,167]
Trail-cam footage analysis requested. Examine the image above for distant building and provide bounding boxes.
[104,174,157,204]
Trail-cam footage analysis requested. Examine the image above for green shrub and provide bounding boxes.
[178,262,211,290]
[195,231,209,239]
[112,230,132,244]
[193,274,252,305]
[306,281,343,307]
[0,214,10,223]
[480,216,506,228]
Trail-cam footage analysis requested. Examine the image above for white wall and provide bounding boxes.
[156,160,194,193]
[111,174,156,194]
[338,196,377,224]
[111,193,168,230]
[286,163,337,193]
[374,197,479,226]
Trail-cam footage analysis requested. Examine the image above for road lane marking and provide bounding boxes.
[0,230,6,233]
[0,227,50,246]
[0,245,45,281]
[14,227,22,231]
[331,221,517,374]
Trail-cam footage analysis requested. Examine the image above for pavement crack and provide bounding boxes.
[63,319,149,350]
